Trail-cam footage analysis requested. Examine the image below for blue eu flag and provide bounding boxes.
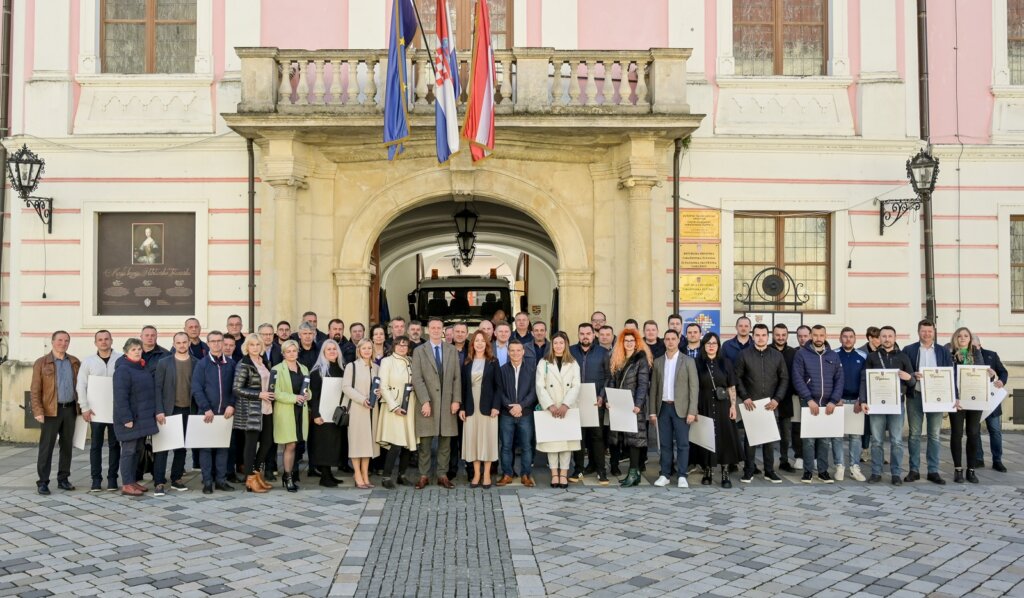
[383,0,420,160]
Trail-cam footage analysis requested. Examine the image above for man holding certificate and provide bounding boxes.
[903,319,953,485]
[859,326,916,485]
[792,325,844,484]
[733,324,788,484]
[649,329,699,488]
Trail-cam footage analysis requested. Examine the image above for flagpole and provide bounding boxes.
[409,0,439,80]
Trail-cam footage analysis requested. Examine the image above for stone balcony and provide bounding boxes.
[225,47,703,144]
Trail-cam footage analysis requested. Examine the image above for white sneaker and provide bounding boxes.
[654,476,670,487]
[794,458,804,470]
[678,477,689,488]
[850,465,867,482]
[835,465,845,482]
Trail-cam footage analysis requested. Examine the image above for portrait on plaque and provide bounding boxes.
[98,212,196,316]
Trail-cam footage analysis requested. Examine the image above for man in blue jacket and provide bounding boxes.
[495,341,538,487]
[721,316,752,366]
[973,336,1008,472]
[903,319,951,485]
[835,327,867,482]
[792,325,844,483]
[191,331,236,495]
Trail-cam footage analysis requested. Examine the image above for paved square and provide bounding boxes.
[0,433,1021,597]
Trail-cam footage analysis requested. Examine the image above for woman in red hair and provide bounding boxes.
[606,328,653,487]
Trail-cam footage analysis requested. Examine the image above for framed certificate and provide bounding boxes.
[865,369,902,415]
[957,365,990,411]
[920,367,956,413]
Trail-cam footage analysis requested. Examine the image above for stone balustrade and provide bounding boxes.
[235,47,691,116]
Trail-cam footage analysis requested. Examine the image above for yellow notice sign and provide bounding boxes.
[679,274,720,303]
[679,243,720,270]
[679,210,720,239]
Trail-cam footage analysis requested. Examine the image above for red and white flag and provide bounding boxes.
[461,0,495,162]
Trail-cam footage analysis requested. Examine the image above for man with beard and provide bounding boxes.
[860,326,915,485]
[569,323,610,485]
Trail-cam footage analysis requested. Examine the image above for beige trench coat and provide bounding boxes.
[375,355,418,449]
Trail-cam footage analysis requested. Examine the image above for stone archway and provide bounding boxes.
[333,165,593,329]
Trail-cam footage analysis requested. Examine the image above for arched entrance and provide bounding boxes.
[332,167,593,330]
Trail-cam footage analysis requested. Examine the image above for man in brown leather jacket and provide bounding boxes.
[31,330,82,495]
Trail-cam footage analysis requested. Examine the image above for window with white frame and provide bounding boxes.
[1012,216,1024,311]
[102,0,197,74]
[733,0,827,76]
[1011,0,1024,85]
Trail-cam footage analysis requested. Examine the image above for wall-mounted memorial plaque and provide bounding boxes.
[97,212,196,316]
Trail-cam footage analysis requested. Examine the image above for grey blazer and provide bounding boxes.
[410,341,462,438]
[649,352,699,419]
[154,353,198,417]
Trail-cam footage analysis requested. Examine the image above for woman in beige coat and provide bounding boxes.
[535,332,582,489]
[376,336,417,489]
[342,340,381,489]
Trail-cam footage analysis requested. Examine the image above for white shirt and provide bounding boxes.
[919,344,937,369]
[512,362,521,397]
[662,352,679,403]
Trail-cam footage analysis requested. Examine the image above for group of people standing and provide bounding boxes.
[30,309,1009,496]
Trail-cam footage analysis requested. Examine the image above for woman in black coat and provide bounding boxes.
[694,332,741,488]
[458,331,502,488]
[605,328,652,488]
[233,335,275,493]
[112,338,159,497]
[309,340,346,487]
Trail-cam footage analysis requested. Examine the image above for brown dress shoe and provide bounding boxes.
[120,484,143,496]
[437,476,455,489]
[521,475,535,488]
[415,476,430,490]
[495,475,514,487]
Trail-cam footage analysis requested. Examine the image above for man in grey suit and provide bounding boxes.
[649,329,699,488]
[410,317,462,489]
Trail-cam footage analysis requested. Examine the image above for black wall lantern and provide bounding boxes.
[453,202,478,266]
[876,148,940,236]
[6,144,53,234]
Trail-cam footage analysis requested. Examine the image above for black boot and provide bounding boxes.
[621,468,641,487]
[966,469,979,484]
[721,466,732,489]
[318,473,338,488]
[284,473,298,493]
[701,467,713,486]
[954,468,964,483]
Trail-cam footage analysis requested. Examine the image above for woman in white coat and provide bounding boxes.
[376,336,417,489]
[535,331,582,489]
[341,340,381,489]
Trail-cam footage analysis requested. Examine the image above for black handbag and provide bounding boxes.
[707,363,730,402]
[332,405,349,427]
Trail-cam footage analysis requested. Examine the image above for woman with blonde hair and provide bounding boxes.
[271,340,310,492]
[342,339,382,488]
[536,331,581,489]
[233,333,274,493]
[606,327,652,487]
[459,331,501,488]
[377,336,417,488]
[949,327,984,484]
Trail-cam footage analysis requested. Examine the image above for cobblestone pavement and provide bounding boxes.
[0,432,1021,597]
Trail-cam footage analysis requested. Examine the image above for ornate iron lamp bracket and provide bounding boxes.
[877,197,923,236]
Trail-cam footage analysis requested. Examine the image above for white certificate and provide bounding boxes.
[800,405,845,438]
[577,383,600,428]
[606,388,638,433]
[152,414,186,453]
[690,415,715,452]
[983,386,1008,420]
[921,367,956,413]
[87,375,114,424]
[184,415,233,448]
[843,405,865,436]
[533,409,583,443]
[73,416,88,450]
[318,377,344,420]
[957,365,990,411]
[866,369,902,415]
[738,398,780,447]
[791,396,801,422]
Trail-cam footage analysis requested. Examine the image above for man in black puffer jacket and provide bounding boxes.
[734,324,789,484]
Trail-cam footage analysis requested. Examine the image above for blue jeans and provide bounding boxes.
[89,422,120,485]
[976,410,1003,464]
[153,406,190,485]
[801,438,828,474]
[499,414,534,477]
[906,393,942,474]
[869,412,905,477]
[843,435,862,467]
[827,437,843,469]
[200,448,228,485]
[658,403,690,478]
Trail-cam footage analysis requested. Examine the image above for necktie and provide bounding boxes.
[434,345,443,374]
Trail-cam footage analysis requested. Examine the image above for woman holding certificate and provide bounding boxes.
[272,341,310,492]
[694,332,740,488]
[233,334,274,494]
[342,340,382,489]
[308,340,345,488]
[535,332,582,489]
[950,327,983,484]
[459,331,501,488]
[605,328,652,488]
[377,336,417,489]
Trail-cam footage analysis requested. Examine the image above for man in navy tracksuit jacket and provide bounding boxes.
[835,327,867,482]
[191,332,237,494]
[792,325,844,483]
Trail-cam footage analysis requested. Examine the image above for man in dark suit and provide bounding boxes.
[410,318,462,489]
[570,323,610,484]
[974,336,1008,472]
[649,329,699,488]
[496,340,538,487]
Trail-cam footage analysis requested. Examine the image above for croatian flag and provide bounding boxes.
[461,0,495,162]
[434,0,460,163]
[383,0,419,160]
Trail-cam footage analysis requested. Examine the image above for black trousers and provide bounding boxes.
[384,446,412,478]
[243,415,275,475]
[949,410,982,469]
[37,403,77,485]
[573,425,607,474]
[447,416,464,476]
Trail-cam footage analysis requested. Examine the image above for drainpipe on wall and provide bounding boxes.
[917,0,937,325]
[672,137,683,315]
[0,0,13,362]
[247,138,256,330]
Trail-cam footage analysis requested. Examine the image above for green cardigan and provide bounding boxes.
[272,361,309,444]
